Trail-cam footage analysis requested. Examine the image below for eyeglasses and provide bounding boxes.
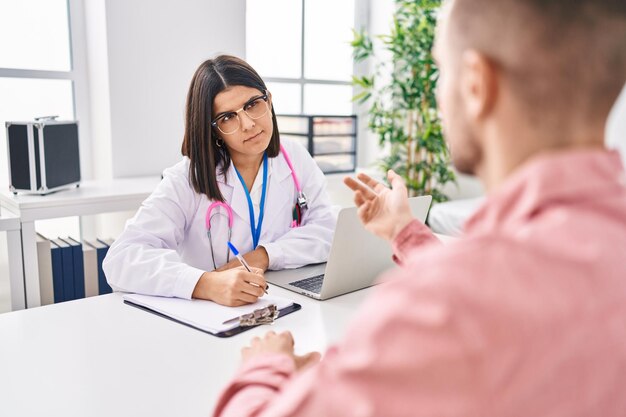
[211,92,270,135]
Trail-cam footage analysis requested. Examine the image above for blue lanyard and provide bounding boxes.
[234,153,268,250]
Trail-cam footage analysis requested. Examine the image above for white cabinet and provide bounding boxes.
[0,176,160,309]
[0,210,24,310]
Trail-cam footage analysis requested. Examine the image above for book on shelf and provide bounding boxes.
[61,237,86,300]
[51,238,74,301]
[82,240,99,298]
[49,239,67,303]
[38,236,116,303]
[84,238,113,295]
[36,233,54,306]
[99,238,115,293]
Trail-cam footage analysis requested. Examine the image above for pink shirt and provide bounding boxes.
[214,149,626,417]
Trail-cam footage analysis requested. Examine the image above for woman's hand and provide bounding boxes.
[192,266,267,306]
[215,246,270,272]
[344,170,415,242]
[241,330,322,371]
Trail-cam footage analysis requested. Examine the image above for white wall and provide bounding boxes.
[84,0,113,180]
[354,0,394,170]
[85,0,246,180]
[78,0,247,239]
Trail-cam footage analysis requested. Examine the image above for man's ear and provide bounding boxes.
[459,50,498,120]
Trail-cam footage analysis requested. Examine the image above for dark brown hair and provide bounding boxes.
[181,55,280,202]
[448,0,626,131]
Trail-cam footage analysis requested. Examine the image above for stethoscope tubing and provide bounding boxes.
[279,144,302,193]
[205,145,305,269]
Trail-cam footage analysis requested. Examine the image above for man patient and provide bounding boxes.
[213,0,626,415]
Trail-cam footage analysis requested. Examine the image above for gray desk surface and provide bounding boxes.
[0,286,373,417]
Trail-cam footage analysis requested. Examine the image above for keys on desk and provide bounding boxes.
[289,274,325,294]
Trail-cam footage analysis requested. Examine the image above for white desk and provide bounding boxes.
[0,286,372,417]
[0,177,161,309]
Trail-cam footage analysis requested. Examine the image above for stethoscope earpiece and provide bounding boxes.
[297,191,308,210]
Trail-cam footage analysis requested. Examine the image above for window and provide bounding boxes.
[246,0,359,172]
[246,0,356,114]
[0,0,72,71]
[0,0,88,236]
[0,0,78,187]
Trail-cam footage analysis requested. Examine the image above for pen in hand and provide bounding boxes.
[227,241,269,294]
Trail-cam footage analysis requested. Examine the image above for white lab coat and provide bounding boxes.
[103,138,336,299]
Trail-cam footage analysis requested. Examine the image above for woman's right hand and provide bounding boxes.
[192,266,267,306]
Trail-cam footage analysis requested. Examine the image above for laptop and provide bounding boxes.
[265,196,432,300]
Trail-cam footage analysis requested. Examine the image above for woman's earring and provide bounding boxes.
[216,138,223,148]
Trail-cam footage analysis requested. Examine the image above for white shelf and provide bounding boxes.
[0,210,20,231]
[0,176,160,221]
[0,210,24,311]
[0,176,161,309]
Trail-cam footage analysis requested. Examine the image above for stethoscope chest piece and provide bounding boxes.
[206,202,234,270]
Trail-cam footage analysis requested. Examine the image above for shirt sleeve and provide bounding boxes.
[213,257,485,417]
[102,167,205,299]
[391,219,441,265]
[260,143,337,270]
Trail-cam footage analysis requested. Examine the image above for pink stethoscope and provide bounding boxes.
[205,144,307,269]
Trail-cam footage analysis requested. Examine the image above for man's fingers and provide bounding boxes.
[344,176,377,199]
[343,176,363,192]
[294,351,322,370]
[387,169,408,191]
[357,202,372,223]
[280,331,294,346]
[354,190,366,207]
[357,172,386,193]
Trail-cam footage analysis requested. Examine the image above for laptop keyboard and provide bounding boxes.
[289,274,325,294]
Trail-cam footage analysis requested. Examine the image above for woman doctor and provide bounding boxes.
[103,55,336,306]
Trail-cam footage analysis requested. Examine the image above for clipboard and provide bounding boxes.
[123,293,301,338]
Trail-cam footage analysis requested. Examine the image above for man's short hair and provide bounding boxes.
[449,0,626,129]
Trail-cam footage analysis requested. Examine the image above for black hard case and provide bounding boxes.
[6,119,81,195]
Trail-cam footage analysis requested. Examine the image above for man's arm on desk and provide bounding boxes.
[213,171,455,417]
[213,255,472,417]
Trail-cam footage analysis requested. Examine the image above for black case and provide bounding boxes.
[5,117,81,195]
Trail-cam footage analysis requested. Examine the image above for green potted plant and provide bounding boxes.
[352,0,455,202]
